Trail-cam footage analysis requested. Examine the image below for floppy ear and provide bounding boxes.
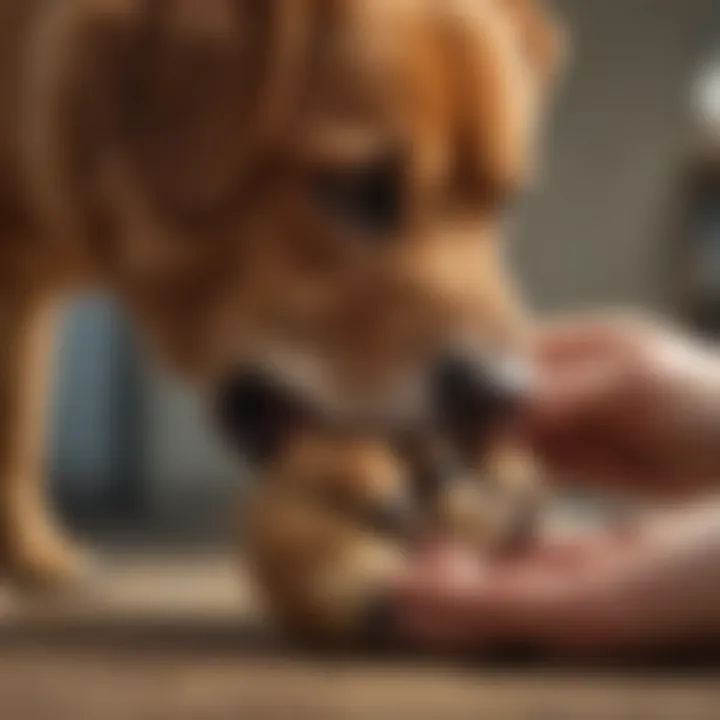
[82,0,284,223]
[449,0,567,207]
[487,0,567,193]
[505,0,568,89]
[23,0,313,237]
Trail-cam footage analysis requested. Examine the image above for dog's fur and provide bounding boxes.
[0,0,562,589]
[241,426,541,645]
[243,431,412,643]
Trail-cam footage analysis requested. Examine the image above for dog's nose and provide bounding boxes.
[432,351,530,447]
[214,370,304,464]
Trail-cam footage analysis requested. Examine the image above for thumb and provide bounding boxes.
[522,361,623,437]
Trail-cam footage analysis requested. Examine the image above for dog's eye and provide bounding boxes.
[311,154,403,237]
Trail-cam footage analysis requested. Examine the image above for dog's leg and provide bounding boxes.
[0,292,89,589]
[244,484,405,646]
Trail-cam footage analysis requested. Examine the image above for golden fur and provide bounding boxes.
[241,428,541,644]
[0,0,562,589]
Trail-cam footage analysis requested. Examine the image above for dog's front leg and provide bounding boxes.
[244,486,405,647]
[0,292,89,589]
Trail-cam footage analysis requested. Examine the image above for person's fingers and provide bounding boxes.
[392,523,661,653]
[531,313,664,381]
[528,412,684,494]
[395,537,596,621]
[519,354,663,488]
[524,533,625,567]
[529,427,640,481]
[524,362,620,432]
[407,558,632,652]
[391,549,490,651]
[441,563,581,643]
[531,314,638,365]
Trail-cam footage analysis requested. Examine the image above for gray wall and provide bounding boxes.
[140,370,239,517]
[514,0,715,313]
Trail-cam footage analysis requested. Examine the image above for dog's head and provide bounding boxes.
[45,0,564,443]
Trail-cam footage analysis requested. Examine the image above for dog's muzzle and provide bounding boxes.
[214,370,308,464]
[431,350,531,455]
[215,348,532,464]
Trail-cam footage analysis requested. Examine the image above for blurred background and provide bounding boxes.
[48,0,720,544]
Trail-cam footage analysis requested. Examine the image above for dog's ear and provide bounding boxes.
[67,0,310,225]
[455,0,568,204]
[502,0,568,91]
[86,0,271,222]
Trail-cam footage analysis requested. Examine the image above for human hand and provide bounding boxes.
[521,314,720,495]
[392,504,720,655]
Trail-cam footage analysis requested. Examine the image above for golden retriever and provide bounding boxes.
[0,0,562,590]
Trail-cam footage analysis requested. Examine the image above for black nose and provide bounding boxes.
[214,370,305,464]
[432,352,530,449]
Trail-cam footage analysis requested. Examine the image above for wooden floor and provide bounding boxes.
[0,552,718,720]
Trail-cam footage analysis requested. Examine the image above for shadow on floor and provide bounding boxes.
[1,613,719,675]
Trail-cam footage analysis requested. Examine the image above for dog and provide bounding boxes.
[0,0,563,589]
